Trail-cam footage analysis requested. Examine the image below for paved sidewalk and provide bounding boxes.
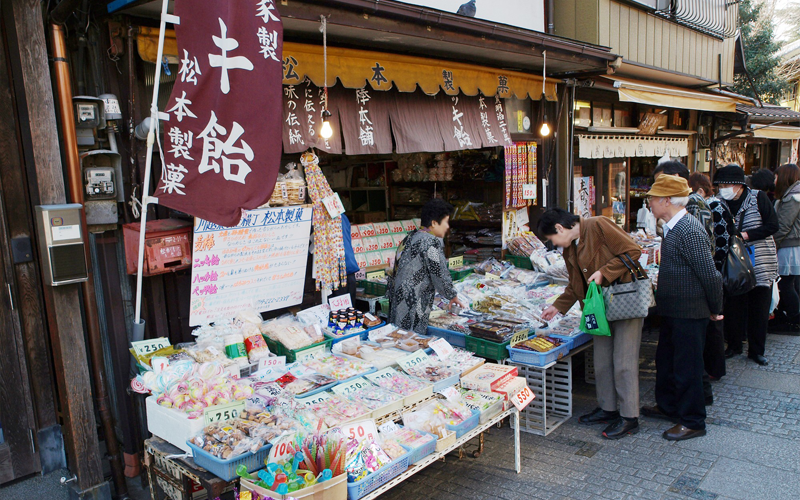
[377,329,800,500]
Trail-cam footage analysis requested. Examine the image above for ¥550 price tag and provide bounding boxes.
[203,400,245,426]
[398,350,430,372]
[131,337,170,357]
[511,384,535,411]
[366,367,399,384]
[332,377,370,396]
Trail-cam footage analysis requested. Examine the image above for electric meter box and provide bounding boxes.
[34,204,88,286]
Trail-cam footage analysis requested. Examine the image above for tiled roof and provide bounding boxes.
[737,104,800,122]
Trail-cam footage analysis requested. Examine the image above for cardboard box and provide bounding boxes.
[460,363,518,392]
[492,376,526,401]
[145,396,204,453]
[353,211,386,224]
[241,473,347,500]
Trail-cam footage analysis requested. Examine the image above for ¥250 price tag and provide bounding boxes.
[366,367,398,384]
[448,255,463,269]
[511,384,535,411]
[332,377,370,396]
[398,350,431,372]
[296,391,331,407]
[429,338,454,360]
[131,337,170,357]
[341,420,378,444]
[203,400,245,426]
[509,329,530,347]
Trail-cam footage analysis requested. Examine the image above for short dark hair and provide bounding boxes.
[420,198,453,227]
[750,168,775,192]
[537,207,580,236]
[688,172,712,195]
[653,160,689,180]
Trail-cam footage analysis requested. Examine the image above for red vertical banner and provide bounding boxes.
[154,0,284,227]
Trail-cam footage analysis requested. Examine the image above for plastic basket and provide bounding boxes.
[464,336,510,361]
[186,441,272,481]
[478,400,504,424]
[357,280,387,297]
[326,321,386,344]
[378,298,390,316]
[548,331,591,351]
[241,473,347,500]
[506,343,569,367]
[346,451,411,500]
[263,337,332,363]
[446,408,481,438]
[398,428,437,465]
[431,373,460,393]
[449,268,474,281]
[435,430,456,452]
[426,326,468,348]
[505,254,533,270]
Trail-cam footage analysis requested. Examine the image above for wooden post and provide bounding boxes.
[4,0,105,494]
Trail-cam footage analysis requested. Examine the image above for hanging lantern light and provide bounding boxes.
[539,50,551,137]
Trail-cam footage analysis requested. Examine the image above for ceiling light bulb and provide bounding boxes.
[540,122,551,137]
[320,109,333,139]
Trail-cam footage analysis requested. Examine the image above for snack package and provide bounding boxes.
[283,162,307,205]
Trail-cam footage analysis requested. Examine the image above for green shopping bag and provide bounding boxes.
[580,282,611,336]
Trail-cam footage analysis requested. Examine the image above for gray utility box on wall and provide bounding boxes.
[35,204,89,286]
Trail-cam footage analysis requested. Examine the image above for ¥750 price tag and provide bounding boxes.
[366,367,398,384]
[398,350,430,372]
[203,400,245,426]
[511,384,535,411]
[332,377,370,396]
[131,337,170,357]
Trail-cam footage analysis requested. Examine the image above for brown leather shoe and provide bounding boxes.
[640,405,679,423]
[662,424,706,441]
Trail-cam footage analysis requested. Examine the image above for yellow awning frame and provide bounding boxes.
[752,125,800,140]
[137,26,179,64]
[604,75,740,113]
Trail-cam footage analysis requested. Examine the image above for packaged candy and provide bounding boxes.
[378,438,407,460]
[348,385,403,410]
[371,372,427,396]
[382,427,434,450]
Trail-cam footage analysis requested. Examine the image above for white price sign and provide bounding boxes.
[341,420,378,443]
[295,344,328,362]
[369,324,396,338]
[328,293,353,311]
[131,337,170,357]
[296,391,331,407]
[268,434,297,464]
[398,350,431,372]
[378,421,399,434]
[438,386,461,403]
[510,384,535,410]
[331,377,371,396]
[429,338,454,360]
[365,367,399,384]
[322,193,346,219]
[257,356,286,380]
[522,183,536,200]
[203,400,245,426]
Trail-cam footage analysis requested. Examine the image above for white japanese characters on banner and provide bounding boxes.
[155,1,284,227]
[189,206,312,326]
[577,135,689,159]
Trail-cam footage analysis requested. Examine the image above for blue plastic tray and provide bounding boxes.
[326,321,387,344]
[506,342,570,367]
[548,331,591,351]
[186,441,271,481]
[347,451,411,500]
[426,326,468,348]
[446,408,481,438]
[396,427,437,465]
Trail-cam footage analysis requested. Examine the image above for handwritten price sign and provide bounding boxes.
[131,337,170,357]
[509,329,530,347]
[366,367,398,384]
[203,400,245,426]
[268,434,297,464]
[341,420,378,443]
[510,384,535,410]
[429,338,454,360]
[522,183,536,200]
[322,193,345,219]
[328,293,353,311]
[295,343,327,362]
[296,391,330,407]
[398,350,431,371]
[257,356,286,380]
[332,377,371,396]
[448,255,463,269]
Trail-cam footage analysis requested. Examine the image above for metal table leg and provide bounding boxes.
[513,409,520,473]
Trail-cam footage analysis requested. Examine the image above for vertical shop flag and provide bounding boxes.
[155,0,284,227]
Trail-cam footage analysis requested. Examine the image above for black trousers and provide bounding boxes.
[656,316,708,431]
[329,273,357,299]
[724,285,771,356]
[703,318,726,380]
[777,275,800,324]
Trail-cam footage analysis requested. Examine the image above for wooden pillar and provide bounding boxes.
[3,0,105,494]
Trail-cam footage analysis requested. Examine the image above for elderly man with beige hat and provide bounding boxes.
[640,175,724,441]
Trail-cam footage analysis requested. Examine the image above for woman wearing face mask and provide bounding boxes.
[386,198,466,334]
[713,165,779,365]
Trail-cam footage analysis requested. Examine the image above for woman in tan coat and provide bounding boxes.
[539,208,643,440]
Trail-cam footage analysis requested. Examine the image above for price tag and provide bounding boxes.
[296,304,331,328]
[438,386,461,403]
[257,356,286,380]
[296,391,331,407]
[509,329,530,347]
[429,338,454,360]
[268,434,297,464]
[341,420,378,444]
[295,343,327,362]
[522,183,536,200]
[131,337,170,357]
[448,255,463,269]
[378,421,399,434]
[328,293,353,311]
[398,350,431,371]
[203,400,245,426]
[355,268,367,280]
[365,367,399,384]
[510,384,535,410]
[486,273,501,280]
[332,377,371,396]
[366,270,386,280]
[321,193,346,219]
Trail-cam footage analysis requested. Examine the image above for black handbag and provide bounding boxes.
[722,215,756,296]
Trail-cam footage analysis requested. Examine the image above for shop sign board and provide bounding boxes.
[190,206,312,326]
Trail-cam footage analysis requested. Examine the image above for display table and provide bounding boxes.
[360,407,521,500]
[509,341,593,436]
[144,437,235,500]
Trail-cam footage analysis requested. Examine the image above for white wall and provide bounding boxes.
[396,0,545,33]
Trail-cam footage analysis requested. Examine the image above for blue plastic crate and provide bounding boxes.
[186,441,272,481]
[398,428,437,465]
[426,326,467,348]
[446,408,481,438]
[347,451,411,500]
[506,342,570,367]
[326,321,386,344]
[549,331,591,351]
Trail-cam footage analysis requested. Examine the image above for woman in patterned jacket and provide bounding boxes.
[387,199,466,334]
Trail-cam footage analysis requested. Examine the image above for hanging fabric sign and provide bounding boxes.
[282,80,343,154]
[577,135,688,159]
[154,0,284,227]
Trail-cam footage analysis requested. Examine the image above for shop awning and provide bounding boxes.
[752,125,800,140]
[602,76,740,113]
[281,43,558,101]
[137,26,178,64]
